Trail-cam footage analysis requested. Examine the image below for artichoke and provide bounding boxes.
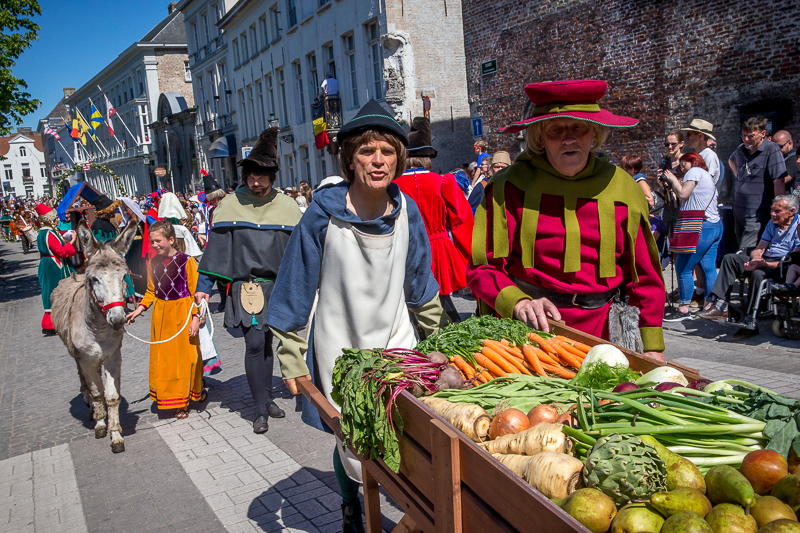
[583,433,667,506]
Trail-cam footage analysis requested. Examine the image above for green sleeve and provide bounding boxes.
[640,326,665,353]
[410,292,450,338]
[270,326,311,379]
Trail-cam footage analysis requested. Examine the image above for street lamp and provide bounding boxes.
[268,114,279,129]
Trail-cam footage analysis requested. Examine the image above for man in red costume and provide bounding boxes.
[394,117,474,322]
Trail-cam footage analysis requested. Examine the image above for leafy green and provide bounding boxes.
[571,362,640,391]
[723,388,800,459]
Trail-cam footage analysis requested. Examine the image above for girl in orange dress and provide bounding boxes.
[126,220,205,418]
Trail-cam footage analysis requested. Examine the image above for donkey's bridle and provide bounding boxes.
[90,288,126,316]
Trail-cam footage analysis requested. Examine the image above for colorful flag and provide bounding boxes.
[90,101,104,137]
[312,117,329,149]
[103,91,116,136]
[64,118,79,142]
[44,127,60,140]
[76,113,90,145]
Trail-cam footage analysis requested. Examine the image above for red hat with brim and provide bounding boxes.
[35,203,54,217]
[498,79,638,134]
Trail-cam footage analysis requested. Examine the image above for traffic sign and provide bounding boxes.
[481,59,497,76]
[154,167,167,177]
[472,117,483,138]
[242,146,252,159]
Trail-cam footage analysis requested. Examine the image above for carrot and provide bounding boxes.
[452,354,478,380]
[541,362,576,379]
[528,332,557,355]
[522,344,547,377]
[550,340,584,369]
[476,367,492,384]
[506,344,525,358]
[474,352,507,378]
[531,345,560,366]
[557,336,592,354]
[503,351,533,376]
[481,347,518,374]
[482,340,528,372]
[557,340,589,360]
[499,339,511,346]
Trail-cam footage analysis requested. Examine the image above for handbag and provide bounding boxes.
[670,187,716,254]
[198,320,218,362]
[240,281,265,328]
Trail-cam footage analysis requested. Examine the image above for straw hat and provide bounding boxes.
[680,119,716,141]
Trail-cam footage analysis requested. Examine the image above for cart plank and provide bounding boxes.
[431,419,462,533]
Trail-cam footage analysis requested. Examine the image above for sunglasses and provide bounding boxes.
[664,142,680,148]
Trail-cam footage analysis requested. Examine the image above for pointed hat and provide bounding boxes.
[406,117,437,158]
[238,127,280,171]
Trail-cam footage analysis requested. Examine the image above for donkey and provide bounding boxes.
[51,219,137,453]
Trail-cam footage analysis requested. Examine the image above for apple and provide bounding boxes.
[740,449,789,495]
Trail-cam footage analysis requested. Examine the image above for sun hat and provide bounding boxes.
[492,151,512,166]
[335,99,408,145]
[680,119,716,141]
[499,80,638,133]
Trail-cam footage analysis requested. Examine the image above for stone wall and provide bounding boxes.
[156,51,195,106]
[462,0,800,174]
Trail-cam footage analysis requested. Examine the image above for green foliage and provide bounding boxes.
[416,315,546,360]
[0,1,42,136]
[571,362,640,391]
[725,388,800,460]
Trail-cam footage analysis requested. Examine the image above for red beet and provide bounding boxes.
[654,382,682,392]
[612,382,639,393]
[688,379,713,391]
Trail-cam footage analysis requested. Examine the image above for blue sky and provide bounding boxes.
[15,0,177,130]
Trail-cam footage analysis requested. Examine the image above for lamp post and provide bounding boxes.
[268,114,279,129]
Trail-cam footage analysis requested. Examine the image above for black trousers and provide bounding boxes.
[733,213,769,252]
[241,326,275,417]
[217,280,228,308]
[710,253,782,314]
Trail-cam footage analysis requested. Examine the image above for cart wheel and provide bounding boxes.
[772,319,787,338]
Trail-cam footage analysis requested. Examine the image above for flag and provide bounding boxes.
[64,119,79,142]
[103,91,116,136]
[313,117,329,149]
[44,127,60,141]
[76,113,90,145]
[90,102,104,137]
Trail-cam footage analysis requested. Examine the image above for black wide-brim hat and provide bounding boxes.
[203,172,222,194]
[406,116,437,158]
[238,127,280,171]
[90,194,114,212]
[336,99,408,145]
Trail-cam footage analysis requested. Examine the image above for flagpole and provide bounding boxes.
[97,85,141,148]
[88,97,116,155]
[83,102,112,157]
[76,108,110,157]
[55,139,75,165]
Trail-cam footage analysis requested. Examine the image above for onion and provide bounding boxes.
[612,382,639,393]
[654,382,682,392]
[489,408,530,439]
[527,404,559,427]
[688,378,713,391]
[556,411,576,427]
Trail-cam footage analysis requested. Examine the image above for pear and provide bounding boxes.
[705,503,758,533]
[706,465,757,508]
[757,519,800,532]
[611,502,665,533]
[641,435,707,493]
[556,488,617,533]
[772,475,800,513]
[750,495,799,529]
[651,487,713,518]
[661,510,713,533]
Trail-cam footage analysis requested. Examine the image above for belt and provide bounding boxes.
[233,277,276,283]
[510,276,619,310]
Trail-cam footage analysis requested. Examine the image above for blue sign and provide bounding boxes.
[472,117,483,137]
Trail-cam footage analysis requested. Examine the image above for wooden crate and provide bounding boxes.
[298,320,699,533]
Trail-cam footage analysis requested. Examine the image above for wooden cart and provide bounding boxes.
[298,320,701,533]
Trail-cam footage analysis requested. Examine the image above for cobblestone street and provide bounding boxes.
[2,239,800,532]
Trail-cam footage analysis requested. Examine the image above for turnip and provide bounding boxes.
[478,423,574,455]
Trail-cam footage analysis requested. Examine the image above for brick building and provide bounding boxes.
[461,0,800,179]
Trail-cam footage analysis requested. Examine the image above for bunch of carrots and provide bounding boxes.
[448,334,592,387]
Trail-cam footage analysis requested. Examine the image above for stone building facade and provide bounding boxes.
[181,0,474,190]
[0,131,48,198]
[461,0,800,176]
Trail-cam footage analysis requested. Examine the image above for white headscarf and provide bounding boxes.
[118,197,145,225]
[157,192,186,220]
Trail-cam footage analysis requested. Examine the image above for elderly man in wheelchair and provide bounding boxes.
[697,195,800,339]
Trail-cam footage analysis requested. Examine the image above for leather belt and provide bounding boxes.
[511,276,620,310]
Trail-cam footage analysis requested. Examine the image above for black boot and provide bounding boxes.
[341,501,365,533]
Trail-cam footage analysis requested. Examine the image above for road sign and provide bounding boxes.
[154,167,167,177]
[242,146,252,159]
[481,59,497,76]
[472,117,483,138]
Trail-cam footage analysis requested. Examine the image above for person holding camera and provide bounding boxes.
[662,152,722,320]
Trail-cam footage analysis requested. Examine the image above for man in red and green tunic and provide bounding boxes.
[35,203,78,331]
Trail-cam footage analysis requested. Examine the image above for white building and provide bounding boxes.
[45,4,194,197]
[181,0,473,190]
[0,131,49,198]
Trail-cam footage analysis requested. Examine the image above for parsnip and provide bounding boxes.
[493,452,585,499]
[419,397,491,442]
[478,423,573,456]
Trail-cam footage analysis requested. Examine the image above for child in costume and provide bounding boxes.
[126,220,206,418]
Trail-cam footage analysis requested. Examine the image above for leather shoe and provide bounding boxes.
[267,402,285,418]
[697,307,728,320]
[341,501,365,533]
[253,415,269,434]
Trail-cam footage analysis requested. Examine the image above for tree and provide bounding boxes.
[0,0,42,136]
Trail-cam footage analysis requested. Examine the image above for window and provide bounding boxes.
[4,165,12,181]
[285,154,295,183]
[122,81,128,102]
[220,64,231,114]
[137,69,144,95]
[211,69,220,115]
[294,62,306,123]
[248,85,257,133]
[367,21,383,100]
[344,34,358,107]
[300,145,310,181]
[233,39,241,66]
[184,60,192,82]
[307,52,318,100]
[238,89,248,138]
[259,15,269,48]
[202,13,210,44]
[266,73,275,116]
[198,75,206,119]
[212,3,222,33]
[19,146,26,157]
[240,32,249,60]
[40,164,45,177]
[277,68,288,125]
[191,22,199,52]
[270,5,281,40]
[250,25,258,57]
[287,0,297,28]
[318,148,327,181]
[323,43,336,79]
[256,80,266,131]
[116,84,121,107]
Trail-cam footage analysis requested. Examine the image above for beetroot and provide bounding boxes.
[688,378,713,391]
[612,382,639,393]
[654,382,682,392]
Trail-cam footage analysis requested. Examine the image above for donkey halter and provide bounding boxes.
[91,287,126,316]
